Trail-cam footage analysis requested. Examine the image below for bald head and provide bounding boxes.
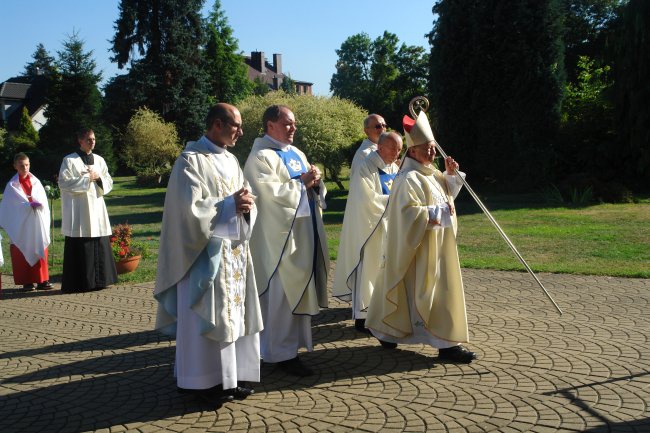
[205,103,243,148]
[377,131,403,164]
[363,114,387,143]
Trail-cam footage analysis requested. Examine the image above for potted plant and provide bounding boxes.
[110,223,149,274]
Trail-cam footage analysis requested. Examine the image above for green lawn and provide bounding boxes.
[1,176,648,285]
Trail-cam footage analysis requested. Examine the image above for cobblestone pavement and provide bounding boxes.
[0,267,648,433]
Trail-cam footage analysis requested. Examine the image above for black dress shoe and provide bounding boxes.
[177,386,234,402]
[377,338,398,349]
[225,385,255,400]
[21,284,35,292]
[438,345,477,363]
[278,357,314,377]
[36,281,54,290]
[355,319,371,334]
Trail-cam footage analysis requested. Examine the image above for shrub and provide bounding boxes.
[122,108,182,180]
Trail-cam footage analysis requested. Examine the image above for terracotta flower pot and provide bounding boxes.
[115,255,141,274]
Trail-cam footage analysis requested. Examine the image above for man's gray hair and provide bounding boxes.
[364,114,381,128]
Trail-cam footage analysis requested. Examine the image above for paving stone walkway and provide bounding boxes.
[0,267,648,432]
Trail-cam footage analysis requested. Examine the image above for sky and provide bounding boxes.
[0,1,436,96]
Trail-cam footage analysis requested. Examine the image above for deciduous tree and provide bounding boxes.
[330,32,429,129]
[122,107,182,181]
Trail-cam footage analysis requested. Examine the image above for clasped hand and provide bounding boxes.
[86,168,100,182]
[300,165,321,189]
[233,187,254,214]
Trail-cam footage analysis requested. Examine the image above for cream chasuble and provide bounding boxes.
[350,138,378,175]
[243,136,329,315]
[58,152,113,237]
[366,157,470,345]
[0,173,50,266]
[333,151,398,318]
[154,137,262,346]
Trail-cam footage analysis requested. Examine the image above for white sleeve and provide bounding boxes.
[444,171,466,199]
[212,195,240,240]
[427,205,441,230]
[296,186,311,218]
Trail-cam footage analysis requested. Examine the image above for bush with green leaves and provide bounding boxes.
[234,92,367,188]
[122,108,182,180]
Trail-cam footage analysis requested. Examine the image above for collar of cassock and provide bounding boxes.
[76,149,95,165]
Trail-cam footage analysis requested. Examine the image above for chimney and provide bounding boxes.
[273,76,280,90]
[273,53,282,75]
[251,51,265,73]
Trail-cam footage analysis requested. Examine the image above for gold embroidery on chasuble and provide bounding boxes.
[215,162,247,323]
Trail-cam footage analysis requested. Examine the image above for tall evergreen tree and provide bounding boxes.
[110,0,210,141]
[23,43,57,78]
[330,31,429,129]
[615,0,650,188]
[38,32,116,174]
[204,0,252,104]
[429,0,565,187]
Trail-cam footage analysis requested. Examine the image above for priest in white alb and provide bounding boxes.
[365,111,477,363]
[333,132,402,333]
[350,114,388,175]
[0,153,52,291]
[243,105,329,377]
[155,103,262,405]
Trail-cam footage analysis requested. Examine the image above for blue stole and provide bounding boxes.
[273,147,321,282]
[273,147,308,179]
[378,168,397,195]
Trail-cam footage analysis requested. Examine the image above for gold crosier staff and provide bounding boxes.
[409,96,563,315]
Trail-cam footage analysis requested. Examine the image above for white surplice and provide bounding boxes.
[58,152,113,238]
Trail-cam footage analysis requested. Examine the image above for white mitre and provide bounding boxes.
[403,110,436,148]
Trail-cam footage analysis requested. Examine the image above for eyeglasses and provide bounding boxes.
[373,123,388,130]
[227,121,243,131]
